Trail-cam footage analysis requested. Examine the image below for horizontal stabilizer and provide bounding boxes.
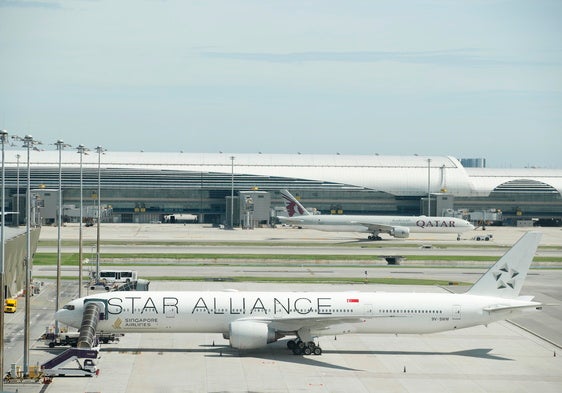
[483,303,541,312]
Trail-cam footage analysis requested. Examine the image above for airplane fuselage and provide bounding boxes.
[280,215,473,234]
[56,291,536,336]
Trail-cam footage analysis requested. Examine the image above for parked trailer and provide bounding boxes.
[98,333,122,344]
[42,332,121,347]
[473,234,493,241]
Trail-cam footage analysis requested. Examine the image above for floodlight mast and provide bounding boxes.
[12,134,43,376]
[230,156,235,229]
[76,144,89,297]
[95,146,105,281]
[0,129,8,391]
[54,139,70,334]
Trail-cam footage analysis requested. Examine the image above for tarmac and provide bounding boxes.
[37,222,562,246]
[2,224,561,392]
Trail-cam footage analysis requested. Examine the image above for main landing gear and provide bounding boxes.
[367,234,382,241]
[286,339,322,356]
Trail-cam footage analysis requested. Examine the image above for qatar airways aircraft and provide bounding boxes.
[55,232,542,355]
[277,189,474,240]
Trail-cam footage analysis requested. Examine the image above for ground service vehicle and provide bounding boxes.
[4,298,17,313]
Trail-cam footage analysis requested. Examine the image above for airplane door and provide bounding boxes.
[452,305,461,320]
[165,307,176,319]
[364,304,373,314]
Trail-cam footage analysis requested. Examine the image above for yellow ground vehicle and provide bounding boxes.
[4,298,17,313]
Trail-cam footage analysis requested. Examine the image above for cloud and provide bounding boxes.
[202,49,557,67]
[0,0,62,9]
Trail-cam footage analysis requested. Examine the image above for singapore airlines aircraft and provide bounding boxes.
[278,189,474,240]
[55,232,542,355]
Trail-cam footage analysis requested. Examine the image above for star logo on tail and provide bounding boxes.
[492,264,519,289]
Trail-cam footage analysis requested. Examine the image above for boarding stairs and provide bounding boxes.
[41,348,99,377]
[42,302,102,377]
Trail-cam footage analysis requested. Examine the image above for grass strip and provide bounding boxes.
[38,239,562,250]
[32,252,562,266]
[35,275,469,286]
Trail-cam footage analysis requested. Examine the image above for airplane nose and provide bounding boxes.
[54,308,66,323]
[55,306,76,326]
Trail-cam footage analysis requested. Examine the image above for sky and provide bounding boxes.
[0,0,561,168]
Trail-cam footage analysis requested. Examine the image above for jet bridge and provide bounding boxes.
[77,302,101,348]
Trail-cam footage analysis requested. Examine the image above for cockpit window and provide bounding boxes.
[63,304,75,310]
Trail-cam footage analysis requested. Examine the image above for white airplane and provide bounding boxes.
[55,232,542,356]
[278,189,474,240]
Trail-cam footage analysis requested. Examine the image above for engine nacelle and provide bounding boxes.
[390,226,410,238]
[229,320,278,349]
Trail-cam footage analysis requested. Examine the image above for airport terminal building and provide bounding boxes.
[2,151,561,227]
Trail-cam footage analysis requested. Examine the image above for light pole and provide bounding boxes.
[427,158,431,216]
[230,156,234,229]
[76,145,88,297]
[15,134,42,376]
[0,129,8,392]
[16,154,20,226]
[95,146,105,281]
[54,140,70,333]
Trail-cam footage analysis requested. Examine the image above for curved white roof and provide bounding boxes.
[4,151,562,197]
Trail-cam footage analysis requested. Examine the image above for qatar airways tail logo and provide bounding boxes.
[282,195,305,217]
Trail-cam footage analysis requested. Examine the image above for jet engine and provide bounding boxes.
[228,320,278,349]
[390,226,410,238]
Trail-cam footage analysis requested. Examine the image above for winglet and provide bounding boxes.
[467,232,542,298]
[280,190,310,217]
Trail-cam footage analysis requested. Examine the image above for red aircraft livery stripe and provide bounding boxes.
[347,299,359,303]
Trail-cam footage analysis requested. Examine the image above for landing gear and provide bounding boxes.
[367,234,382,241]
[457,234,461,241]
[287,339,322,356]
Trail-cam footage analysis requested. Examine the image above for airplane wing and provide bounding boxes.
[246,314,402,335]
[352,221,410,238]
[267,316,366,333]
[350,221,394,234]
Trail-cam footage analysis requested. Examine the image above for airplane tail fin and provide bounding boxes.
[280,189,310,217]
[467,231,541,298]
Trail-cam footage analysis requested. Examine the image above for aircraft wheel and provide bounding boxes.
[297,340,306,349]
[303,347,312,355]
[313,347,322,356]
[287,340,296,350]
[292,347,303,355]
